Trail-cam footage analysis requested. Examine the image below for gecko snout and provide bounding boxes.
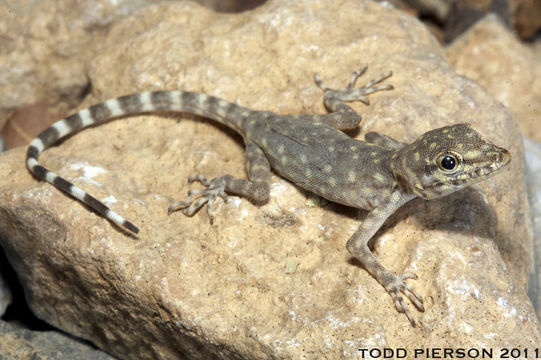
[498,148,511,167]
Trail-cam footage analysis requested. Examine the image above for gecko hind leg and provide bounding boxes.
[168,141,271,224]
[168,174,228,224]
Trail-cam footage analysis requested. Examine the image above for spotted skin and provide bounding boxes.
[26,66,511,326]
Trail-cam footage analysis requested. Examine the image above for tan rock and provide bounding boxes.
[0,0,169,147]
[446,14,541,143]
[524,137,541,320]
[0,1,538,359]
[447,17,541,319]
[0,1,94,121]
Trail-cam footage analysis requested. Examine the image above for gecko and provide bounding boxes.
[26,66,511,326]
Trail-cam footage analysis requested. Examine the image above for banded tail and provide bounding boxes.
[26,90,254,234]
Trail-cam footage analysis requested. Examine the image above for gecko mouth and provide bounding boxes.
[462,148,511,179]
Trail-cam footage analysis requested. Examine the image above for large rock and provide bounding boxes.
[0,0,175,149]
[0,1,538,359]
[524,137,541,320]
[447,14,541,143]
[446,12,541,323]
[0,320,116,360]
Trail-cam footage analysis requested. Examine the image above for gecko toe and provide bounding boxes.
[385,273,424,326]
[347,65,368,88]
[403,285,424,311]
[389,290,417,327]
[397,273,424,310]
[168,176,227,223]
[316,66,393,106]
[187,174,211,186]
[401,273,418,281]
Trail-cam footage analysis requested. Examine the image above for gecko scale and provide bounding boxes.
[26,66,511,326]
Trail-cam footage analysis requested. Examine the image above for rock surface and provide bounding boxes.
[0,0,266,150]
[0,0,177,149]
[0,0,538,359]
[524,137,541,320]
[1,0,105,128]
[0,320,115,360]
[446,13,541,322]
[446,14,541,143]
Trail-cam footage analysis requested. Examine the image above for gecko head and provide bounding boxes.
[391,123,511,199]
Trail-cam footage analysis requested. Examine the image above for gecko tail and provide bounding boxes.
[26,154,139,234]
[24,90,254,235]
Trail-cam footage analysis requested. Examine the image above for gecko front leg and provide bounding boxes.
[312,65,393,130]
[347,192,424,326]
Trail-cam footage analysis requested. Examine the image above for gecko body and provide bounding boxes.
[26,66,511,325]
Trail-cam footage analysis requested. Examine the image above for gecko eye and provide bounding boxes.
[437,152,462,173]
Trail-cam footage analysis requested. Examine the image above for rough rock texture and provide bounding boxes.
[0,0,173,148]
[446,14,541,143]
[0,0,538,359]
[446,13,541,322]
[524,137,541,320]
[0,320,116,360]
[0,0,265,150]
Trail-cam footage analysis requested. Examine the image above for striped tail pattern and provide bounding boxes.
[26,90,254,234]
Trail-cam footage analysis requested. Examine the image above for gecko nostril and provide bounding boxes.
[500,149,511,165]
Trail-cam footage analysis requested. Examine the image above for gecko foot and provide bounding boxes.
[314,65,393,105]
[385,273,424,327]
[168,174,228,224]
